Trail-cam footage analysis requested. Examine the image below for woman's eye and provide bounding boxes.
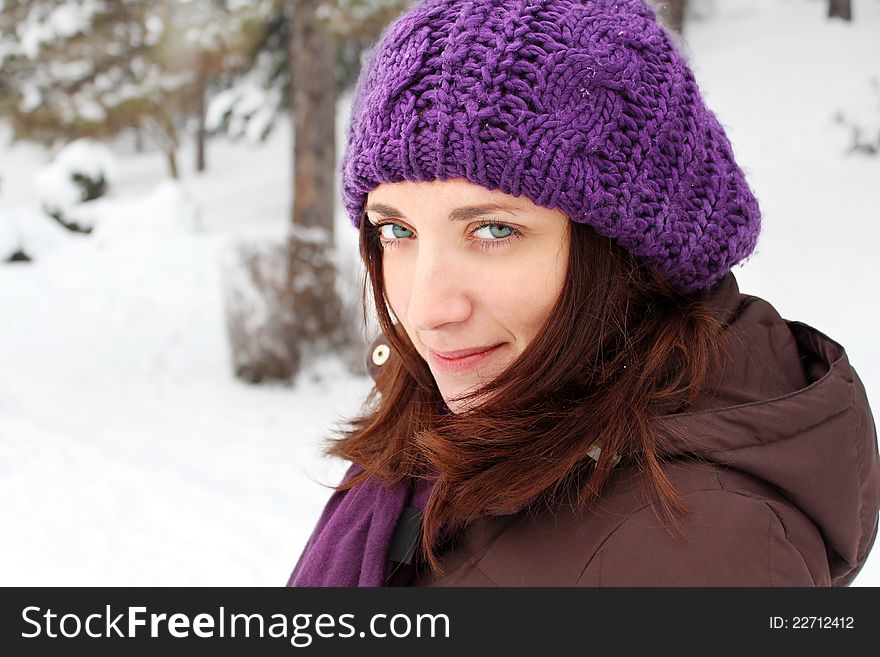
[378,223,413,240]
[473,224,515,240]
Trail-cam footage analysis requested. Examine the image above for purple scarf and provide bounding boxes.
[287,463,436,587]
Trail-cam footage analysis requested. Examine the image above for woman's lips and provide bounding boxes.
[428,343,504,375]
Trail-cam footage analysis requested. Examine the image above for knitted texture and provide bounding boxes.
[341,0,761,293]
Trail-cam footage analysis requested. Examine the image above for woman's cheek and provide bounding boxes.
[383,263,410,324]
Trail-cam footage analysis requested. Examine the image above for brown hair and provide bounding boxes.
[324,209,732,577]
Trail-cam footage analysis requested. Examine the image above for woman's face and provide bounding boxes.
[365,178,570,414]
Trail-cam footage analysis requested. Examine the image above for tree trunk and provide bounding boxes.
[195,53,208,173]
[290,0,337,240]
[658,0,687,35]
[828,0,852,21]
[152,104,180,180]
[133,126,144,153]
[286,0,350,377]
[166,148,179,180]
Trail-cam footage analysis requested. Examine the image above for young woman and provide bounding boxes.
[288,0,879,587]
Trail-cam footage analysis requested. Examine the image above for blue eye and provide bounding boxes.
[372,221,523,252]
[473,224,515,239]
[378,223,413,240]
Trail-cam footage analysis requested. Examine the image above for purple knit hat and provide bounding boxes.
[341,0,761,293]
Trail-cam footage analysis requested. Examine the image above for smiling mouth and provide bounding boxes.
[427,344,505,375]
[429,344,503,359]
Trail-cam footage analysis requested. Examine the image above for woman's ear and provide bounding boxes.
[366,332,392,384]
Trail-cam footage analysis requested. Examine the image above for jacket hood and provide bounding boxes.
[662,273,879,585]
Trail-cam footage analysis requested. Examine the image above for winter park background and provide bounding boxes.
[1,0,879,586]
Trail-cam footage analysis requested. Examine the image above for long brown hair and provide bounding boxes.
[325,204,732,577]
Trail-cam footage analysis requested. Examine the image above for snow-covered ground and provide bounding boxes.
[1,0,878,586]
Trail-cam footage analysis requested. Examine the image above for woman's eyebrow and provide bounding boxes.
[364,202,522,222]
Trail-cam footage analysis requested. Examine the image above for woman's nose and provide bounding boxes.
[405,248,472,331]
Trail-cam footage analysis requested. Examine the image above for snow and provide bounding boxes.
[205,88,242,132]
[0,206,18,257]
[0,0,878,587]
[1,115,364,586]
[17,85,42,114]
[32,138,118,224]
[244,91,281,143]
[144,14,164,47]
[0,204,74,261]
[44,138,118,186]
[17,0,103,59]
[47,58,93,83]
[206,55,283,144]
[205,75,281,143]
[75,96,108,123]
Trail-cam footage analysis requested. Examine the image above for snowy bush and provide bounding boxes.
[33,138,118,232]
[221,234,358,384]
[1,212,26,262]
[222,240,300,383]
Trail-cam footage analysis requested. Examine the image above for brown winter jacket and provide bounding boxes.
[368,272,880,586]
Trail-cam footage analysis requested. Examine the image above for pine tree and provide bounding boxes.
[0,0,252,176]
[1,2,167,151]
[205,1,414,145]
[203,0,288,144]
[158,0,259,172]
